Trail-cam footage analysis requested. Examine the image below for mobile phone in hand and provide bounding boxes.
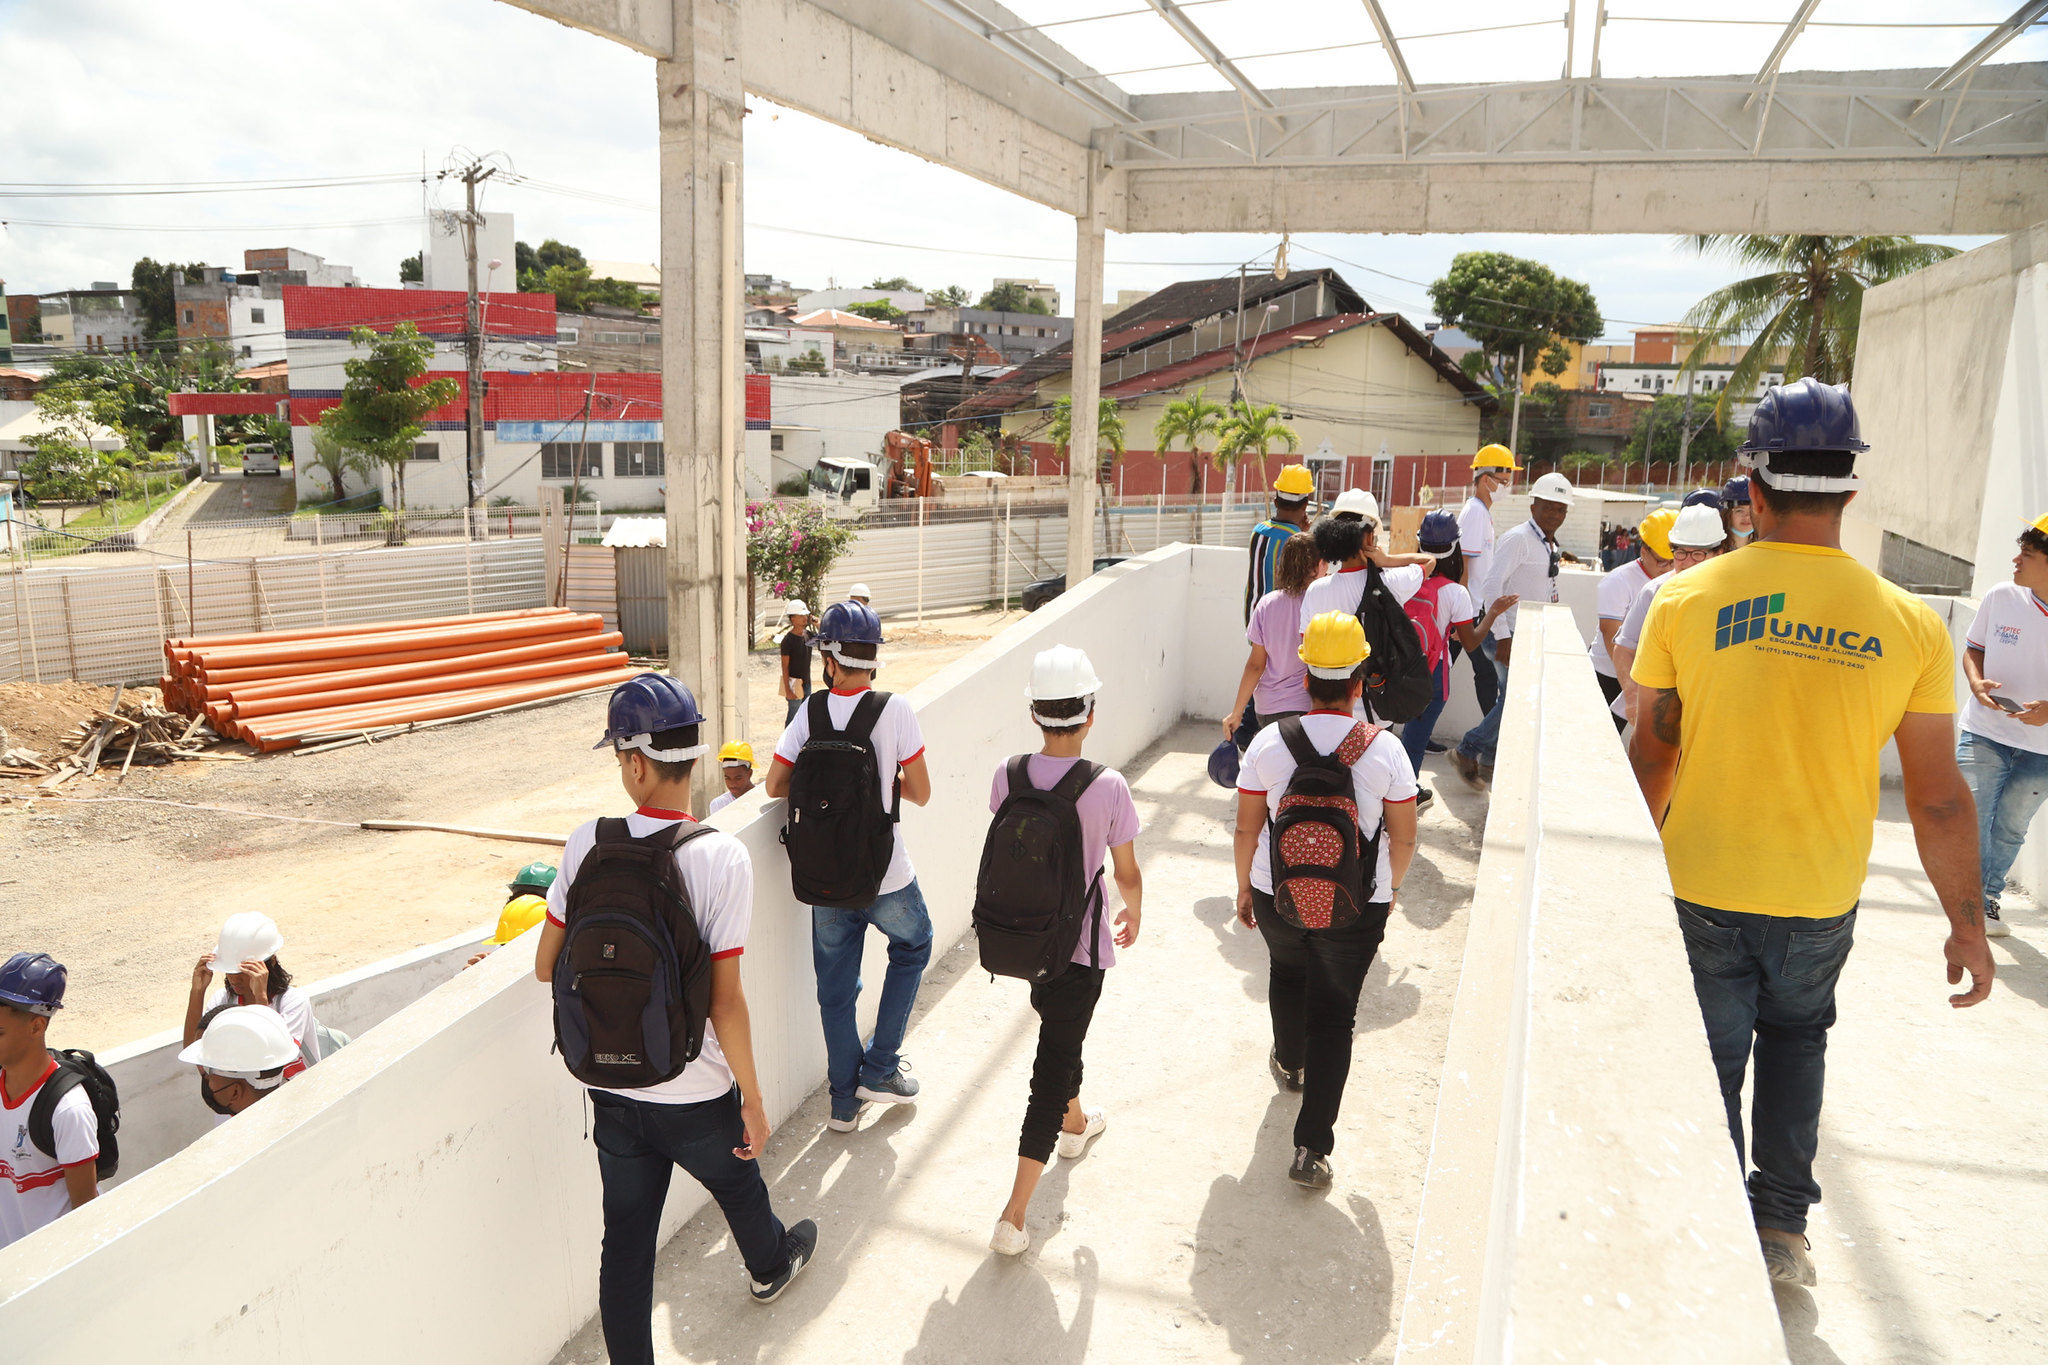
[1991,694,2026,715]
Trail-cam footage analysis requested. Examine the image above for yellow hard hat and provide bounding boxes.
[1273,464,1315,499]
[489,894,549,946]
[1299,611,1370,679]
[2029,512,2048,536]
[1471,443,1522,473]
[1636,508,1678,561]
[717,740,755,768]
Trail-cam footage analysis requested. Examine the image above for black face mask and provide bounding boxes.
[199,1074,235,1116]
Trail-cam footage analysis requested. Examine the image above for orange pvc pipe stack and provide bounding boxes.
[163,609,632,752]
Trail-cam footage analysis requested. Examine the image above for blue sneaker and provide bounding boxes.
[826,1101,863,1133]
[750,1219,818,1303]
[856,1060,920,1106]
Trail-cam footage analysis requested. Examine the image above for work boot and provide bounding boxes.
[1448,749,1483,789]
[1479,762,1495,786]
[1288,1147,1333,1190]
[1759,1228,1816,1287]
[1985,901,2011,938]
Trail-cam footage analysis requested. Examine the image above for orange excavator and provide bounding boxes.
[882,430,935,499]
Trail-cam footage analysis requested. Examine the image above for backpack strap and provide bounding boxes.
[27,1055,84,1163]
[594,816,631,845]
[1277,715,1320,767]
[841,690,891,746]
[1050,758,1103,805]
[806,687,835,734]
[1334,721,1385,768]
[650,820,720,854]
[1005,753,1035,796]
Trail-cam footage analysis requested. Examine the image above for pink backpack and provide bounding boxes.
[1403,577,1451,694]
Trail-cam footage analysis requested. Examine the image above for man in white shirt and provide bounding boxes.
[0,952,98,1250]
[1957,513,2048,937]
[1451,471,1573,787]
[1458,445,1519,721]
[1589,508,1675,734]
[765,601,935,1133]
[538,673,818,1344]
[708,740,756,815]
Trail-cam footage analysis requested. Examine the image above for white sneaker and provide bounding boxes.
[989,1217,1030,1257]
[1055,1108,1106,1160]
[1985,903,2012,938]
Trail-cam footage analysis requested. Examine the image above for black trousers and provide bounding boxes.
[1020,965,1105,1162]
[1595,671,1628,735]
[1254,891,1390,1157]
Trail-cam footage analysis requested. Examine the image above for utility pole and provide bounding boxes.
[444,159,497,513]
[1676,389,1695,488]
[1508,341,1526,454]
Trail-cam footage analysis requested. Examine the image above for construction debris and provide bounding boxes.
[7,686,232,788]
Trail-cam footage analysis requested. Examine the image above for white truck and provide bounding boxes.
[806,457,881,517]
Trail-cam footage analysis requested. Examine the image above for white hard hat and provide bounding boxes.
[177,1005,299,1085]
[848,583,873,600]
[1530,471,1575,505]
[1669,503,1726,549]
[210,912,283,972]
[784,599,809,616]
[1330,487,1379,524]
[1025,644,1102,710]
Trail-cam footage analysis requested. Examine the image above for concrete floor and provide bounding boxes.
[550,722,1490,1365]
[1778,792,2048,1364]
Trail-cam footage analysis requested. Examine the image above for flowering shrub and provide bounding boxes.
[745,498,858,607]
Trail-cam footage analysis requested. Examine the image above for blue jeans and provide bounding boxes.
[592,1087,789,1364]
[1956,729,2048,905]
[1458,638,1507,765]
[1401,660,1450,777]
[1674,898,1857,1235]
[813,878,933,1108]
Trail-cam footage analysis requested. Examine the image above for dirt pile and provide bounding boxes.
[1,681,155,755]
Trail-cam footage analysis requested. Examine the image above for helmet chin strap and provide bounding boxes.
[1741,452,1863,494]
[616,734,708,762]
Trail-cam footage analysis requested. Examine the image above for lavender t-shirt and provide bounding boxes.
[1246,589,1311,717]
[989,754,1142,968]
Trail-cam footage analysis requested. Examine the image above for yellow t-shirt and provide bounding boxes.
[1631,542,1954,918]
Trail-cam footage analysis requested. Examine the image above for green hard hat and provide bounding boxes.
[509,861,558,893]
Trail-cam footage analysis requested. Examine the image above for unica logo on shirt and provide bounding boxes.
[1715,592,1884,658]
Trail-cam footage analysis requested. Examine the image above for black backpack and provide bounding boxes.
[1355,561,1435,723]
[782,690,899,909]
[1267,717,1384,931]
[973,756,1105,982]
[552,818,716,1089]
[30,1048,120,1180]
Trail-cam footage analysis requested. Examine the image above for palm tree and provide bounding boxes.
[1679,235,1961,425]
[1048,393,1127,480]
[1153,386,1227,496]
[1215,399,1299,489]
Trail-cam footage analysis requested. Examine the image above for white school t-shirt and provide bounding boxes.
[1297,564,1427,634]
[206,984,322,1066]
[708,789,738,815]
[1615,573,1672,655]
[772,687,927,896]
[1961,582,2048,754]
[1,1063,98,1249]
[1458,496,1495,604]
[1429,579,1477,638]
[1236,711,1418,897]
[546,809,754,1104]
[1589,558,1653,679]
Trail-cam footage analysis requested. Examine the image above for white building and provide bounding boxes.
[422,211,517,293]
[1593,361,1783,426]
[746,325,833,373]
[747,371,902,495]
[795,286,925,315]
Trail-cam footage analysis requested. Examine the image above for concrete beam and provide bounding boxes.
[1120,157,2048,235]
[1066,154,1107,592]
[495,0,674,58]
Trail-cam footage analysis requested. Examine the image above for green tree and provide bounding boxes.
[927,285,970,308]
[1428,251,1603,394]
[538,264,646,313]
[1214,400,1300,488]
[785,349,828,375]
[131,258,204,341]
[305,423,373,504]
[1678,234,1963,426]
[1152,386,1227,495]
[20,382,120,519]
[978,283,1052,315]
[846,298,905,323]
[518,239,590,293]
[1049,393,1126,480]
[399,253,423,284]
[315,323,459,533]
[867,277,919,292]
[1624,392,1741,468]
[745,499,858,609]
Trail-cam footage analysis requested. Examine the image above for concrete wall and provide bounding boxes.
[1395,607,1790,1364]
[96,928,489,1190]
[1852,224,2048,591]
[0,545,1198,1363]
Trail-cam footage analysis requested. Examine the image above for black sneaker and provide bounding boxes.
[1415,787,1435,815]
[749,1218,818,1304]
[1425,740,1448,753]
[1985,901,2011,939]
[1288,1147,1332,1189]
[1269,1049,1304,1093]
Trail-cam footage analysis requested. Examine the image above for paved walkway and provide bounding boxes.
[1779,792,2047,1364]
[551,723,1488,1365]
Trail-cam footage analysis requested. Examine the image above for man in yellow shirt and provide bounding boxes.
[1630,378,1993,1289]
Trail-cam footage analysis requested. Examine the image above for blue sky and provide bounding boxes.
[2,0,2034,339]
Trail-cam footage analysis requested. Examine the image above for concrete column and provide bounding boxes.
[1065,152,1108,591]
[657,0,747,810]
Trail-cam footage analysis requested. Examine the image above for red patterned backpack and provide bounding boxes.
[1268,717,1384,930]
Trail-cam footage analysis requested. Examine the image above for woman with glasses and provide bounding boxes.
[1610,503,1728,731]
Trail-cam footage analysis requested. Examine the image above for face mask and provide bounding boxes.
[200,1075,236,1117]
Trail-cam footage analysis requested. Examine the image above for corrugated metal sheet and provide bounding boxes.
[602,517,666,549]
[615,547,666,655]
[563,545,618,632]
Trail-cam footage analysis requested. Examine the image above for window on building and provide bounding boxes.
[1588,402,1612,418]
[411,441,439,461]
[541,442,602,479]
[770,434,785,452]
[557,328,579,343]
[181,309,193,325]
[250,307,266,324]
[596,332,639,344]
[613,441,664,477]
[240,345,252,358]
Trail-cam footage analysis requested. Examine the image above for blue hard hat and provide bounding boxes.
[1721,475,1751,505]
[817,600,884,646]
[0,952,67,1015]
[1738,378,1868,455]
[595,672,706,756]
[1417,509,1460,553]
[1207,739,1241,789]
[1681,488,1724,511]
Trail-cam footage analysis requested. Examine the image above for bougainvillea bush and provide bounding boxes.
[745,497,858,609]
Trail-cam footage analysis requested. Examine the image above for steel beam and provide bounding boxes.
[1911,0,2048,116]
[1143,0,1274,110]
[1746,0,1824,108]
[1357,0,1415,94]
